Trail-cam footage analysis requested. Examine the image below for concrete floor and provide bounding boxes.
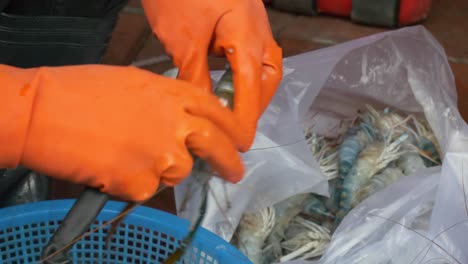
[49,0,468,213]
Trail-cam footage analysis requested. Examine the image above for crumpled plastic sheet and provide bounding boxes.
[174,25,468,264]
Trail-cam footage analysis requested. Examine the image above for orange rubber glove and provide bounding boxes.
[142,0,283,150]
[0,64,245,202]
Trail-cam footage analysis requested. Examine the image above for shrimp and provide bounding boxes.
[305,127,340,181]
[334,131,409,225]
[337,122,376,178]
[418,137,442,166]
[396,152,427,176]
[234,206,276,264]
[305,131,326,157]
[410,117,442,166]
[317,147,339,180]
[164,67,235,263]
[265,193,310,259]
[302,194,335,228]
[354,166,405,207]
[280,216,331,262]
[334,121,377,211]
[364,105,406,131]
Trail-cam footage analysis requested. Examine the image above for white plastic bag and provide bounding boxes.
[174,25,468,263]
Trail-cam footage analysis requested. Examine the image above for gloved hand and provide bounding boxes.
[0,64,245,202]
[142,0,283,150]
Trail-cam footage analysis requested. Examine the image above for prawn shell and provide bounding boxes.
[302,194,334,222]
[335,132,408,225]
[354,167,404,206]
[334,122,376,212]
[397,153,426,175]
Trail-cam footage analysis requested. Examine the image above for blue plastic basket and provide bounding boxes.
[0,199,251,264]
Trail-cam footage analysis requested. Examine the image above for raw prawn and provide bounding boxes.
[337,122,376,179]
[317,147,339,180]
[334,131,409,225]
[280,216,331,262]
[164,66,235,263]
[411,117,442,166]
[305,128,340,180]
[301,194,335,229]
[354,166,404,207]
[265,193,309,259]
[235,206,276,264]
[334,121,377,210]
[396,152,427,176]
[363,104,412,137]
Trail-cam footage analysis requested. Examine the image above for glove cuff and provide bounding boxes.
[0,65,39,168]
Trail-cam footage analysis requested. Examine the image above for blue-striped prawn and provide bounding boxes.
[333,120,377,211]
[301,193,335,231]
[337,121,376,178]
[334,131,409,225]
[363,104,415,139]
[364,105,440,167]
[234,206,276,264]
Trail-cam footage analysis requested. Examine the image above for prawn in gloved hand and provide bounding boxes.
[142,0,283,149]
[0,64,246,202]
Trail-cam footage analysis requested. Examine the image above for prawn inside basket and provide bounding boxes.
[0,200,251,264]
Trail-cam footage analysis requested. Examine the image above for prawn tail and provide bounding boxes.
[418,137,442,166]
[334,169,360,226]
[302,195,334,222]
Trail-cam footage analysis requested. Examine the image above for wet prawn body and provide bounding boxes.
[333,121,377,209]
[335,132,409,224]
[162,67,237,263]
[228,104,443,263]
[302,194,334,221]
[337,122,376,180]
[396,152,427,175]
[354,167,404,207]
[235,206,276,264]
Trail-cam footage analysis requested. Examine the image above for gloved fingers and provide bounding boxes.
[211,12,265,151]
[224,49,262,152]
[184,117,244,183]
[184,87,246,151]
[159,148,194,187]
[172,44,213,94]
[260,41,283,111]
[141,0,215,92]
[103,170,161,202]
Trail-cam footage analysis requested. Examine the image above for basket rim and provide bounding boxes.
[0,199,251,263]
